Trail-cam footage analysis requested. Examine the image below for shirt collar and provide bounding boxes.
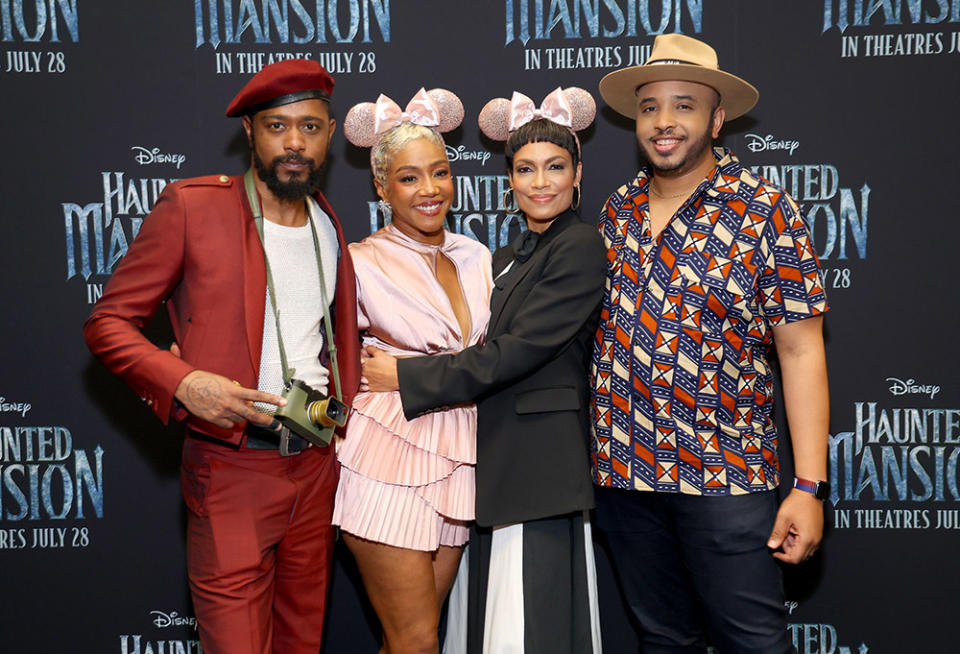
[634,147,744,204]
[384,221,450,254]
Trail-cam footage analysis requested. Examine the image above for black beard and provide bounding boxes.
[252,149,324,201]
[640,126,713,176]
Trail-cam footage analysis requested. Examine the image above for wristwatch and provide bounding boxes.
[794,477,830,500]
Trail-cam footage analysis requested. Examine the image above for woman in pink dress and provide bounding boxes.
[334,88,493,654]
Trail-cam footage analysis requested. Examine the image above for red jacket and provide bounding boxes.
[83,173,360,445]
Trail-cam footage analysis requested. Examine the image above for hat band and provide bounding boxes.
[646,58,703,67]
[244,89,330,115]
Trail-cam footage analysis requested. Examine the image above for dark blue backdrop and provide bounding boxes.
[1,1,957,651]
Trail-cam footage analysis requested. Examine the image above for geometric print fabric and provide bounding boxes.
[591,148,828,495]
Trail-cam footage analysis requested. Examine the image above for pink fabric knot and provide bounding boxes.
[373,88,441,135]
[507,87,573,133]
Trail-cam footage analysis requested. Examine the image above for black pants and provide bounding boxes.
[595,487,792,654]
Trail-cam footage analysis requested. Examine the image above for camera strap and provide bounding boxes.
[243,169,343,402]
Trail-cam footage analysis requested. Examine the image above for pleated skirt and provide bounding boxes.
[332,390,474,551]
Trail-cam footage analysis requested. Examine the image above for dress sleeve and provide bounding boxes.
[350,244,371,332]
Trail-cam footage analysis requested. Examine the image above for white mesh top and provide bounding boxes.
[255,196,339,411]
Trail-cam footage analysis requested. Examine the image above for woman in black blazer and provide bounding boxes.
[362,87,605,654]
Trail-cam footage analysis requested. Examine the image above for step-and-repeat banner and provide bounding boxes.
[1,1,957,651]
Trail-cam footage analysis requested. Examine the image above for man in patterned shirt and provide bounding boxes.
[591,34,830,652]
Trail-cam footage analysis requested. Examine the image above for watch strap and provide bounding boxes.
[794,477,829,500]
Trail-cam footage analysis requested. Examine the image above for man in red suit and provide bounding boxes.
[83,60,360,654]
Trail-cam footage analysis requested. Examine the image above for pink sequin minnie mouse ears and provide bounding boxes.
[477,87,596,142]
[343,88,464,148]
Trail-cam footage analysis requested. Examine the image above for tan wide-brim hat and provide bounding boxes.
[599,33,758,121]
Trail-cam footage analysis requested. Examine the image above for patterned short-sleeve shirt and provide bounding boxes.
[591,148,828,495]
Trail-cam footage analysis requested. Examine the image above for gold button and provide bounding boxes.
[146,399,154,407]
[219,175,229,183]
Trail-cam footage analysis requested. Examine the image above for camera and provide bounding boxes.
[273,378,349,447]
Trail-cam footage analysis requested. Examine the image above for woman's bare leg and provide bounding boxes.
[343,533,442,654]
[432,544,464,605]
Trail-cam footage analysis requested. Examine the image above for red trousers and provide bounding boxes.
[180,437,338,654]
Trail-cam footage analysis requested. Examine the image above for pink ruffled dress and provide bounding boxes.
[333,224,492,551]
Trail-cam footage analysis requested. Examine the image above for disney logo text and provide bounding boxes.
[887,377,940,399]
[151,611,197,630]
[132,147,186,169]
[744,133,799,156]
[0,397,31,417]
[446,145,491,166]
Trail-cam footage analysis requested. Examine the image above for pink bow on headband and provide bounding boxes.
[508,87,573,132]
[373,88,440,135]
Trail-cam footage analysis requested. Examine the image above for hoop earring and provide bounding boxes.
[571,184,581,210]
[501,188,519,213]
[378,199,392,220]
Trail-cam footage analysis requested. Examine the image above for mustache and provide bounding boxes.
[272,153,314,166]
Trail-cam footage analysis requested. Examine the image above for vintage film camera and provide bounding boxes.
[273,378,348,447]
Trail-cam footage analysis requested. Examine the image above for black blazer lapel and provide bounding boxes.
[489,253,536,335]
[487,211,581,335]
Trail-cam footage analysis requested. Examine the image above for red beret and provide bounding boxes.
[225,59,334,117]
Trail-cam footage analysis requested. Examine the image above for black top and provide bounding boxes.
[398,209,606,525]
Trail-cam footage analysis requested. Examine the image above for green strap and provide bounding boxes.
[243,169,342,401]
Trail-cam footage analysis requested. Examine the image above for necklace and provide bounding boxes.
[649,181,698,200]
